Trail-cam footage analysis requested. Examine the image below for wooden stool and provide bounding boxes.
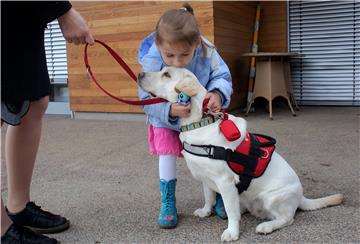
[283,61,300,110]
[243,52,303,119]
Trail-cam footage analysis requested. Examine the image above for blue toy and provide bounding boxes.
[177,92,191,106]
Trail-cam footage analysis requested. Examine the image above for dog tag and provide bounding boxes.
[177,92,191,106]
[220,119,241,141]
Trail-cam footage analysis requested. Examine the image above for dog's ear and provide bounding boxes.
[174,76,199,97]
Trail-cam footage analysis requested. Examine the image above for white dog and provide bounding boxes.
[138,67,344,242]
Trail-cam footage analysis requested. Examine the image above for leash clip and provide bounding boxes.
[85,67,91,80]
[205,109,226,121]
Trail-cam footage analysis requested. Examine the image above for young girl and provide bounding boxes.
[138,3,233,228]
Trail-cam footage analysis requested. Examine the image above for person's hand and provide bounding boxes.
[205,92,222,112]
[58,8,94,45]
[170,103,191,118]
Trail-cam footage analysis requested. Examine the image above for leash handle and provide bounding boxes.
[84,40,167,106]
[252,133,276,147]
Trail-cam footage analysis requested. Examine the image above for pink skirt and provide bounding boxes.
[148,124,183,157]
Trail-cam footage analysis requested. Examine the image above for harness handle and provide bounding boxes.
[252,133,276,147]
[84,40,167,106]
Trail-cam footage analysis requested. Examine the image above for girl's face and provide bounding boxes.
[157,39,199,68]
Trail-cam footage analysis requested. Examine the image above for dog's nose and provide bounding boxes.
[138,72,145,82]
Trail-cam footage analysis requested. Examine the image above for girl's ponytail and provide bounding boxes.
[181,2,194,15]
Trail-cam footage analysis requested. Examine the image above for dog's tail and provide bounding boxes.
[299,194,344,211]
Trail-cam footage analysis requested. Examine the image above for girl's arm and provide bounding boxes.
[138,54,180,130]
[205,49,233,108]
[138,87,180,130]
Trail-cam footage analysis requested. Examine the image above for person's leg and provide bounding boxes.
[4,96,69,234]
[5,96,49,213]
[159,154,176,181]
[158,154,177,228]
[213,192,228,219]
[1,122,12,236]
[1,199,12,236]
[1,100,60,242]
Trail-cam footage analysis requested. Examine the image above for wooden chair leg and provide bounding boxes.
[283,61,299,111]
[287,97,296,116]
[288,92,299,111]
[245,100,253,116]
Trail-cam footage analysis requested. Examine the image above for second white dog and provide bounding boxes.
[138,67,344,242]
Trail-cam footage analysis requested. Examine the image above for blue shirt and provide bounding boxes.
[138,32,233,131]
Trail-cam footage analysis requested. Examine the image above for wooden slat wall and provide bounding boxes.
[67,1,287,112]
[213,1,288,108]
[68,1,213,113]
[213,1,257,109]
[257,1,288,52]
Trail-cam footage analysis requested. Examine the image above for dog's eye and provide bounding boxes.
[162,72,171,78]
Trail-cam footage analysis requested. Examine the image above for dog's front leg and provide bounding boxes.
[193,183,215,218]
[218,183,240,242]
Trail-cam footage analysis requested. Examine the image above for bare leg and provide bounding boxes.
[5,97,48,213]
[1,123,12,236]
[194,183,216,218]
[1,199,12,236]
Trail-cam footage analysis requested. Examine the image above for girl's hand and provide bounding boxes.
[170,103,191,118]
[205,92,222,112]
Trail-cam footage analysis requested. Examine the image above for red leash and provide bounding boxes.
[84,40,167,105]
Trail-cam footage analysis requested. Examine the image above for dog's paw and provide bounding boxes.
[221,228,239,242]
[194,208,211,218]
[256,222,274,234]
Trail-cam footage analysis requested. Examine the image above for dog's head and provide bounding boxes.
[138,67,204,103]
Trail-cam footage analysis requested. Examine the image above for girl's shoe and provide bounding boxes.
[213,193,227,219]
[158,179,178,228]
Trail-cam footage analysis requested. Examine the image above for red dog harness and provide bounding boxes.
[182,111,276,194]
[226,132,275,193]
[228,132,275,178]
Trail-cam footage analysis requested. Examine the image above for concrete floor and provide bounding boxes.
[1,106,359,243]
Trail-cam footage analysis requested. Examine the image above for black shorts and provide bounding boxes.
[1,1,72,125]
[1,101,31,126]
[1,24,51,104]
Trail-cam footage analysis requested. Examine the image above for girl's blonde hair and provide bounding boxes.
[155,2,206,54]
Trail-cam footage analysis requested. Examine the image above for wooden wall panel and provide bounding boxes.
[67,1,287,112]
[213,1,257,109]
[213,1,287,109]
[257,1,288,52]
[68,1,213,113]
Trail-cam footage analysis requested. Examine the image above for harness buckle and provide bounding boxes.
[206,145,216,159]
[211,146,233,161]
